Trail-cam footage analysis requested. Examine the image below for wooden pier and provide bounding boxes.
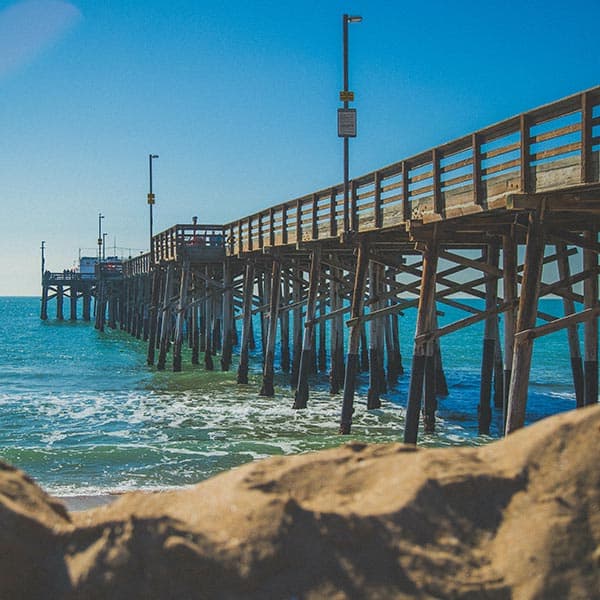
[42,86,600,442]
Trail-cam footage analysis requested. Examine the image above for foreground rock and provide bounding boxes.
[1,406,599,599]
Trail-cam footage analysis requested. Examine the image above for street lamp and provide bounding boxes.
[340,14,362,234]
[148,154,159,263]
[97,212,104,263]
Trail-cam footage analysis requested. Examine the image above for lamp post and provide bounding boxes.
[340,14,362,234]
[97,212,104,263]
[148,154,159,263]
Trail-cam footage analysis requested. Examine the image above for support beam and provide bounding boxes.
[260,257,282,397]
[293,247,321,409]
[506,211,545,434]
[237,261,255,384]
[404,237,439,444]
[173,261,191,372]
[340,238,369,433]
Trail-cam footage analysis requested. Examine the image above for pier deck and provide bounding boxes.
[43,86,600,442]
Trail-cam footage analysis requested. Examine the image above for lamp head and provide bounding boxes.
[346,15,362,23]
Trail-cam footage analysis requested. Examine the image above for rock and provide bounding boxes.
[1,405,599,599]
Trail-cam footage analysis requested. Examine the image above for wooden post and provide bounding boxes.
[318,286,327,372]
[502,228,517,430]
[360,325,369,372]
[340,238,369,433]
[404,238,438,444]
[479,241,499,434]
[329,262,345,394]
[69,287,77,321]
[367,260,383,409]
[505,211,545,434]
[172,260,190,372]
[290,259,303,387]
[147,269,161,366]
[556,242,585,407]
[108,286,117,329]
[259,257,282,396]
[82,288,91,322]
[41,280,49,320]
[293,246,321,409]
[237,261,255,384]
[583,229,598,405]
[204,270,214,371]
[157,263,175,371]
[423,298,439,434]
[56,285,64,321]
[279,267,291,373]
[220,260,234,371]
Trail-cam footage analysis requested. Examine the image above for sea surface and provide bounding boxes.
[0,296,578,499]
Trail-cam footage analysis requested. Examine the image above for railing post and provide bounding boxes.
[520,114,531,193]
[472,133,482,205]
[581,91,593,184]
[282,205,288,245]
[374,171,382,228]
[295,198,302,243]
[402,161,411,222]
[311,193,319,240]
[269,208,275,247]
[329,188,338,237]
[350,180,358,232]
[432,148,443,214]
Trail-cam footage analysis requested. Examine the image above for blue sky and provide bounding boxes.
[1,0,599,294]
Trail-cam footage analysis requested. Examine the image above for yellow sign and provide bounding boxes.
[147,193,155,205]
[339,91,355,102]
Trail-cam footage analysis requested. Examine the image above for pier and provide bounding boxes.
[42,86,600,442]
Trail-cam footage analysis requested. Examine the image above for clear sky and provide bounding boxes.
[1,0,599,295]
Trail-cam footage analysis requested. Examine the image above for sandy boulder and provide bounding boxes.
[1,405,599,599]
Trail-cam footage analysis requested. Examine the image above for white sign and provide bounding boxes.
[338,108,357,138]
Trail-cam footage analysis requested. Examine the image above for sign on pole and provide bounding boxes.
[147,193,155,205]
[337,108,357,138]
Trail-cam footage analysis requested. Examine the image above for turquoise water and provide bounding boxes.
[0,296,577,497]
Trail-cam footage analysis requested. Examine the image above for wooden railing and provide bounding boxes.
[122,253,150,277]
[152,224,226,263]
[225,87,600,254]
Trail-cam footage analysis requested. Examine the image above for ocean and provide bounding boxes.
[0,296,577,499]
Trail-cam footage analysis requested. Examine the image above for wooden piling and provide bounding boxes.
[157,263,175,371]
[237,261,255,384]
[279,267,291,373]
[69,288,77,321]
[147,269,161,366]
[583,228,599,405]
[502,229,517,429]
[479,241,499,434]
[367,260,383,409]
[173,260,190,372]
[221,260,234,371]
[260,256,282,396]
[56,285,64,321]
[41,281,49,321]
[340,238,369,433]
[329,262,345,394]
[505,211,545,434]
[293,246,321,409]
[404,238,438,444]
[556,241,585,407]
[290,259,303,388]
